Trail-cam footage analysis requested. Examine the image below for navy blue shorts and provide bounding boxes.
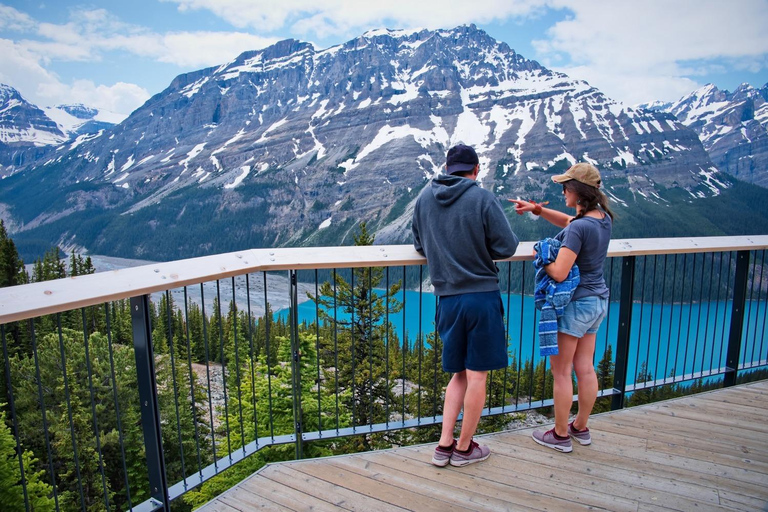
[436,290,508,373]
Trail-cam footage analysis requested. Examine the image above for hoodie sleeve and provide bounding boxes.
[485,197,519,260]
[412,198,424,255]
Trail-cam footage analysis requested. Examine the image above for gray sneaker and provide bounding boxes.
[431,440,455,467]
[450,440,490,467]
[532,428,573,453]
[568,421,592,445]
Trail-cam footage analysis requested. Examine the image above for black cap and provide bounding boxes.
[445,144,479,174]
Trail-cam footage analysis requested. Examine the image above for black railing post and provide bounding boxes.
[131,296,170,512]
[289,270,304,459]
[611,256,635,410]
[724,251,750,387]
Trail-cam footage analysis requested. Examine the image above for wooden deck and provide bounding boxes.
[198,381,768,511]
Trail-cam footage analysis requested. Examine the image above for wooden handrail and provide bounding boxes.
[1,235,766,324]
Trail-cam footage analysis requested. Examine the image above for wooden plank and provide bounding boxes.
[330,454,521,512]
[236,470,341,511]
[260,464,398,511]
[195,383,768,512]
[641,405,768,434]
[394,443,641,511]
[219,491,296,511]
[618,407,768,442]
[196,499,240,512]
[352,448,617,512]
[488,432,727,508]
[282,460,423,511]
[594,418,768,465]
[572,431,768,498]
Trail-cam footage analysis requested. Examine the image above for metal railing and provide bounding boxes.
[0,236,766,511]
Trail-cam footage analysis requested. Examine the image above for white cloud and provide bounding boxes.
[0,6,278,115]
[0,4,35,31]
[164,0,550,37]
[533,0,768,104]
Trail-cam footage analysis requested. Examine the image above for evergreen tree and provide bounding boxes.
[0,220,27,288]
[312,223,402,450]
[0,407,55,511]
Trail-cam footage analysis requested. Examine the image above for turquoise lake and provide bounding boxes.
[277,289,767,385]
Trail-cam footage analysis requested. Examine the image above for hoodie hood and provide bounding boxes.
[431,174,478,207]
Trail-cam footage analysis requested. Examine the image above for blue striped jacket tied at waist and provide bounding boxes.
[533,238,580,356]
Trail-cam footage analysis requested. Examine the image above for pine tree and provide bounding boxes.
[0,220,27,288]
[311,223,402,450]
[0,407,55,512]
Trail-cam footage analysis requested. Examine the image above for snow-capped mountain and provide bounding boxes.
[641,83,768,187]
[43,104,123,138]
[0,25,733,259]
[0,84,67,147]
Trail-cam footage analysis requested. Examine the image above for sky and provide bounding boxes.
[2,0,768,119]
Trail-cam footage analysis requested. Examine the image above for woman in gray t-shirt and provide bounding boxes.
[509,162,614,454]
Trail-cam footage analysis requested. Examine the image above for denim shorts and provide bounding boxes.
[558,295,608,338]
[436,290,508,373]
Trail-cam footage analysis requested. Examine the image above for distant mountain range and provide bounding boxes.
[639,82,768,187]
[1,25,767,261]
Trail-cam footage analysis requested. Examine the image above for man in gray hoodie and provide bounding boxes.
[412,144,519,467]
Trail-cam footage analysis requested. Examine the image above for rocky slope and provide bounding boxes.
[0,25,733,260]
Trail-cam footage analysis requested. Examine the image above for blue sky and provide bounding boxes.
[2,0,768,118]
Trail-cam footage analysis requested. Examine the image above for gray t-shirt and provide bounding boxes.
[555,213,612,300]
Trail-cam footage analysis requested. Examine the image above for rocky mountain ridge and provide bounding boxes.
[0,25,745,260]
[639,82,768,187]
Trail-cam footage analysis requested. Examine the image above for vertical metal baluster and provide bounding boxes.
[673,254,689,382]
[1,324,30,512]
[401,266,407,422]
[166,291,187,484]
[417,266,423,423]
[725,251,750,386]
[663,254,678,382]
[244,274,259,447]
[611,257,635,410]
[368,269,374,430]
[200,283,217,466]
[757,250,768,366]
[691,253,706,376]
[654,255,667,383]
[633,256,647,387]
[81,309,110,511]
[700,253,715,375]
[333,269,339,433]
[315,270,322,434]
[516,261,526,407]
[263,272,275,441]
[529,297,537,408]
[601,258,615,366]
[718,252,734,372]
[741,252,757,368]
[105,304,132,510]
[433,293,439,419]
[29,319,60,510]
[216,281,232,458]
[57,315,86,511]
[182,288,204,478]
[749,250,765,366]
[289,270,303,459]
[231,277,245,452]
[709,253,724,374]
[501,262,512,412]
[385,267,390,427]
[351,269,356,429]
[645,256,658,385]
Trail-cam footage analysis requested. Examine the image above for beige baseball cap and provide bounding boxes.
[552,162,601,188]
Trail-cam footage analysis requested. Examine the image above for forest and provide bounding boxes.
[0,220,765,511]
